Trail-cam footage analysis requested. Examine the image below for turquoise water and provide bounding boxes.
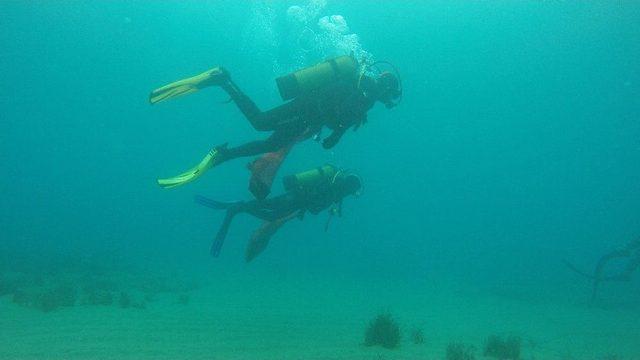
[1,1,640,359]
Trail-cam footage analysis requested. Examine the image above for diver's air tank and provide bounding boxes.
[282,164,339,193]
[276,55,359,101]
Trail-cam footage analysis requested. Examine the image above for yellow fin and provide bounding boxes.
[149,67,225,105]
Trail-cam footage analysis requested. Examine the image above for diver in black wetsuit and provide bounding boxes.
[150,56,401,195]
[195,165,362,261]
[215,65,400,158]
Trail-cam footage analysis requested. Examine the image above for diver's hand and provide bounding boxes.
[322,137,337,149]
[322,127,346,149]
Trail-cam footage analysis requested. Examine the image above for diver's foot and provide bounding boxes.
[210,143,229,167]
[207,67,231,86]
[228,201,245,214]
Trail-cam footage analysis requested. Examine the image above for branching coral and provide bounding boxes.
[446,342,476,360]
[483,335,521,360]
[364,312,401,349]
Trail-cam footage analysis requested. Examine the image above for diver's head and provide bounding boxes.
[376,71,401,108]
[336,173,362,198]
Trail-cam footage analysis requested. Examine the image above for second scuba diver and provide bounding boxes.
[150,55,400,199]
[195,164,362,262]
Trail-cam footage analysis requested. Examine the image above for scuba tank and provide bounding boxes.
[282,164,339,194]
[275,55,359,101]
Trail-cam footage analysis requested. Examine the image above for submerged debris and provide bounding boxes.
[565,237,640,303]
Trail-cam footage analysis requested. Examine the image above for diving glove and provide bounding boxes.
[149,67,229,104]
[157,145,226,189]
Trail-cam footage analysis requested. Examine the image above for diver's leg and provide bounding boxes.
[216,139,279,164]
[220,79,302,132]
[217,129,295,164]
[243,194,298,221]
[220,79,262,125]
[243,207,283,222]
[208,197,287,257]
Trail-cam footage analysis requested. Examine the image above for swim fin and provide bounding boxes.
[211,209,237,258]
[157,146,225,189]
[149,67,228,104]
[194,195,240,210]
[245,211,298,262]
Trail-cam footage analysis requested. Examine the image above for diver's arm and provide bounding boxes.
[322,111,366,148]
[322,126,347,149]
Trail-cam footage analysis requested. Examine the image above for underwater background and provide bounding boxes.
[1,1,640,359]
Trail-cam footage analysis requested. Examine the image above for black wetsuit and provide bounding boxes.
[218,76,377,161]
[236,177,342,221]
[209,178,345,257]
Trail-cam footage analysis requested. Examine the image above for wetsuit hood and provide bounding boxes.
[377,72,401,108]
[358,60,403,109]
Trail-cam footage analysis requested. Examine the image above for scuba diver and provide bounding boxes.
[149,55,401,199]
[195,164,362,262]
[565,237,640,302]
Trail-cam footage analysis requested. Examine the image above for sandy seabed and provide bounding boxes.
[1,272,639,360]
